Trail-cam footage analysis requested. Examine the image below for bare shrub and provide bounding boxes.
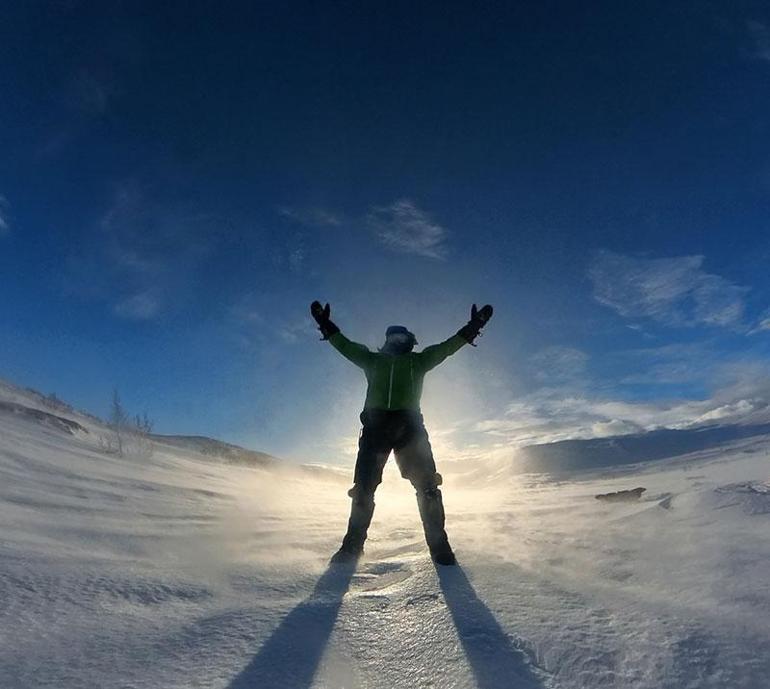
[104,389,154,460]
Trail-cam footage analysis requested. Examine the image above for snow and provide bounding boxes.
[1,383,770,688]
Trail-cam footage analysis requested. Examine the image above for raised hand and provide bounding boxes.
[458,303,494,345]
[310,300,331,325]
[471,304,493,325]
[310,300,340,340]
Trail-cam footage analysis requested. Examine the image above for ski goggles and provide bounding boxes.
[386,332,417,346]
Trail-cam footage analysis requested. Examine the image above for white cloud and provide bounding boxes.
[748,308,770,335]
[692,399,756,424]
[589,250,748,329]
[472,390,756,449]
[591,418,644,436]
[0,195,10,237]
[367,199,449,260]
[465,359,770,451]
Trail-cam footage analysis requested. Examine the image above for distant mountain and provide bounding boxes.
[515,422,770,475]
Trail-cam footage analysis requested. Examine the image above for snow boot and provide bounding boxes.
[431,547,457,566]
[416,487,456,566]
[330,543,363,564]
[331,486,375,564]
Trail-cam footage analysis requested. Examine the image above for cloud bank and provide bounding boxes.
[466,359,770,454]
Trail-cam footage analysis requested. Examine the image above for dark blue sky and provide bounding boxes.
[3,2,770,464]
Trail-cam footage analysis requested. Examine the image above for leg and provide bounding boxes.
[394,419,455,565]
[332,421,391,562]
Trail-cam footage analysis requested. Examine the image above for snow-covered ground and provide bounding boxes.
[2,387,770,688]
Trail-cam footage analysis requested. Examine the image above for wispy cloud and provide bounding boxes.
[270,237,308,275]
[530,346,589,384]
[367,199,449,260]
[271,207,341,275]
[66,183,215,320]
[589,250,748,329]
[0,195,10,237]
[748,308,770,335]
[616,342,716,386]
[229,293,316,347]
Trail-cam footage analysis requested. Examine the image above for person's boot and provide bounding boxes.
[416,487,456,566]
[330,487,375,564]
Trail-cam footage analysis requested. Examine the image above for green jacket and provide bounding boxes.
[329,332,467,410]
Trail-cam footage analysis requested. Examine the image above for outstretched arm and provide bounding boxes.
[418,334,467,372]
[417,304,494,372]
[328,332,374,369]
[310,301,373,369]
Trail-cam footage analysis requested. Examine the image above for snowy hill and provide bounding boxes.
[0,377,338,476]
[515,422,770,475]
[1,377,770,687]
[152,435,279,469]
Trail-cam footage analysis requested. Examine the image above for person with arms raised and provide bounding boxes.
[310,301,493,566]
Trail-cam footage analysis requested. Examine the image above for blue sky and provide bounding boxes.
[3,2,770,464]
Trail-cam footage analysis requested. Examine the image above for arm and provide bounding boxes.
[417,334,467,372]
[310,300,373,370]
[328,332,374,369]
[418,304,494,372]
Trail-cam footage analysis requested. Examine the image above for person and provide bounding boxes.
[310,301,494,566]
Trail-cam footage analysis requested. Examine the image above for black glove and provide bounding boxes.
[457,304,493,345]
[310,300,340,340]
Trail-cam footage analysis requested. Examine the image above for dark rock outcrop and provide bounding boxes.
[0,401,88,435]
[596,487,646,502]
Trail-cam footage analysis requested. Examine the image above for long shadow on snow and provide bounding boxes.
[227,562,355,689]
[437,565,547,689]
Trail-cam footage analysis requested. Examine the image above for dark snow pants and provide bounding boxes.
[341,409,451,554]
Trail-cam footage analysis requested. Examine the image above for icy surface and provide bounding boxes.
[1,392,770,688]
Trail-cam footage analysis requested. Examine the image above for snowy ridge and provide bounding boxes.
[152,435,279,469]
[514,422,770,476]
[1,380,770,687]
